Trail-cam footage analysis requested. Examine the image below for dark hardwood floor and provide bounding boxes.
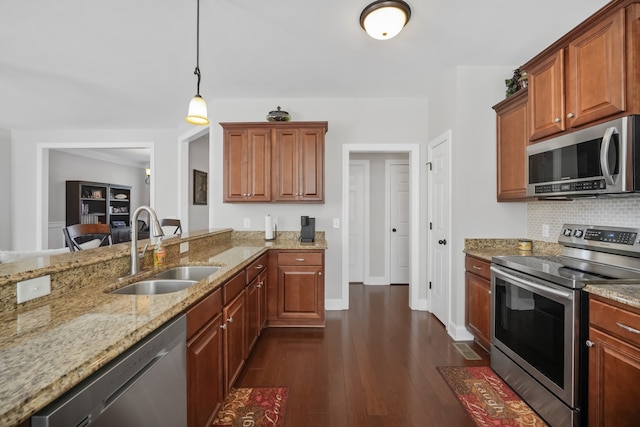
[236,284,489,426]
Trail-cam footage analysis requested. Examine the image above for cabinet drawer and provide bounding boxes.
[246,253,268,284]
[590,297,640,348]
[465,256,491,281]
[278,252,323,266]
[224,270,245,305]
[187,287,222,339]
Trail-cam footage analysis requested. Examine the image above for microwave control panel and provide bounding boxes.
[534,179,606,195]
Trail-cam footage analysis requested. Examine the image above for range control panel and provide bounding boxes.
[559,224,640,254]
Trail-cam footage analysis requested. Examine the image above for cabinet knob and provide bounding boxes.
[227,317,233,323]
[221,324,227,330]
[554,117,561,123]
[256,284,261,288]
[318,271,322,276]
[585,340,594,347]
[567,113,575,118]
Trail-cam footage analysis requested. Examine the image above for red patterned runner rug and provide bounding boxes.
[437,366,548,426]
[212,387,288,427]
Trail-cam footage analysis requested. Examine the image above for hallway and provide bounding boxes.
[236,284,487,426]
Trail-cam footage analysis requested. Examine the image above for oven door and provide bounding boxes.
[490,265,580,408]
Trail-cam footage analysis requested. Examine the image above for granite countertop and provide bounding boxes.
[583,284,640,310]
[0,233,327,426]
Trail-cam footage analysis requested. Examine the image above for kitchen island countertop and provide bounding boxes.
[0,232,326,426]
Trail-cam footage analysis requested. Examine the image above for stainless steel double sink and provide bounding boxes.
[111,266,221,295]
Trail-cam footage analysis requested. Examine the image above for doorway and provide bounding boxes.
[342,144,423,310]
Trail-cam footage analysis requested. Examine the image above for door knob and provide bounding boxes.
[438,239,447,245]
[392,228,397,232]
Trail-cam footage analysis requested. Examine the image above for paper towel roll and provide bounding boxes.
[265,215,273,240]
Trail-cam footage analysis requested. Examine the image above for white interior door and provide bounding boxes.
[388,161,410,284]
[429,132,451,326]
[349,160,367,282]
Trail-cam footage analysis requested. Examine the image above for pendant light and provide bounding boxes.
[360,0,411,40]
[185,0,210,125]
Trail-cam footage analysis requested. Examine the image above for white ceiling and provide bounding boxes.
[0,0,609,131]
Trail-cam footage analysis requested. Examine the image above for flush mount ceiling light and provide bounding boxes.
[360,0,411,40]
[185,0,210,125]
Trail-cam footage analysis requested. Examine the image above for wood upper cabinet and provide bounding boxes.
[525,7,627,142]
[222,126,271,202]
[221,121,327,203]
[465,255,491,351]
[588,295,640,426]
[272,126,325,202]
[493,89,529,201]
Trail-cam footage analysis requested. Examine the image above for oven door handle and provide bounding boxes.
[490,266,574,300]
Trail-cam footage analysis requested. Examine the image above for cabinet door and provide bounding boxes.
[223,290,246,393]
[588,327,640,426]
[272,129,299,201]
[246,128,271,202]
[298,128,324,201]
[495,90,528,201]
[465,271,490,351]
[277,265,324,323]
[566,9,625,129]
[223,128,249,202]
[187,314,224,427]
[257,270,267,330]
[528,50,565,141]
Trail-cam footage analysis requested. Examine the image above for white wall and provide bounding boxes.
[428,66,528,338]
[10,128,179,250]
[0,129,11,249]
[207,98,429,302]
[188,134,210,232]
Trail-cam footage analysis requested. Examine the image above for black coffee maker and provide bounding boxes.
[300,216,315,243]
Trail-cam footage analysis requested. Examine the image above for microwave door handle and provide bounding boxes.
[600,126,618,185]
[490,266,573,301]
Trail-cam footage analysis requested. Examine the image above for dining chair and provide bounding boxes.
[160,219,182,235]
[62,223,112,251]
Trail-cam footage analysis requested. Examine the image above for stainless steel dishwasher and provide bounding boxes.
[32,314,187,427]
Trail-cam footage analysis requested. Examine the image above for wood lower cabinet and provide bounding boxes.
[465,255,491,351]
[493,88,529,201]
[222,271,247,393]
[588,295,640,426]
[525,6,628,142]
[268,250,325,327]
[187,288,224,427]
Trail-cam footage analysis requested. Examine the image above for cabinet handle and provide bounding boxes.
[221,324,227,330]
[227,317,233,323]
[567,113,575,118]
[585,340,594,347]
[554,117,561,123]
[472,265,483,270]
[295,258,305,262]
[616,322,640,335]
[255,264,264,269]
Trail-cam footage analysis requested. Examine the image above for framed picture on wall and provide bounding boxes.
[193,169,208,205]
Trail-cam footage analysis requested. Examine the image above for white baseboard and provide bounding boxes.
[447,321,475,342]
[325,298,347,311]
[363,276,388,286]
[412,298,428,311]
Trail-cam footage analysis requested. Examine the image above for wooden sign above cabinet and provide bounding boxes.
[220,121,328,203]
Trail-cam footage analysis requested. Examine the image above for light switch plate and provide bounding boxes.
[333,218,340,229]
[17,275,51,303]
[542,224,550,238]
[243,218,251,228]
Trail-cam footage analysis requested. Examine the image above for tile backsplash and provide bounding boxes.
[528,197,640,242]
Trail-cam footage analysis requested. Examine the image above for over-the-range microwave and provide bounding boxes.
[526,115,640,198]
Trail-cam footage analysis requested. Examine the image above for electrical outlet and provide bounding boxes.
[542,224,550,238]
[243,218,251,228]
[17,275,51,303]
[333,218,340,229]
[180,241,189,253]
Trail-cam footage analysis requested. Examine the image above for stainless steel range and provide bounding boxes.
[490,224,640,427]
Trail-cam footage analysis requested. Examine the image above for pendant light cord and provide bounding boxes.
[193,0,201,96]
